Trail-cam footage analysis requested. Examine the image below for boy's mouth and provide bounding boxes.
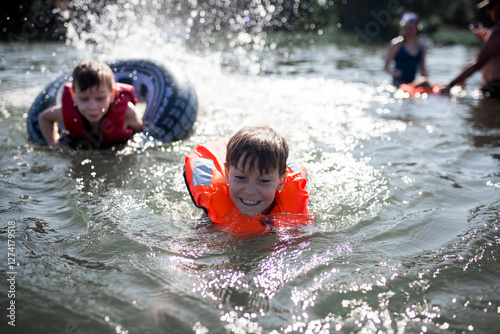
[241,199,260,206]
[86,112,102,119]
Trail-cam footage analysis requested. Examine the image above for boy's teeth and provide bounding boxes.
[242,199,258,205]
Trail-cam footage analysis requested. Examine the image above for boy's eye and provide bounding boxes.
[260,178,271,184]
[234,175,246,181]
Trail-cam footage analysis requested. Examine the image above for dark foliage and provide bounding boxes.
[0,0,493,43]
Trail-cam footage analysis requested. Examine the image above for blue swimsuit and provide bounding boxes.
[394,44,423,86]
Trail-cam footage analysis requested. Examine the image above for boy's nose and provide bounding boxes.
[87,100,97,109]
[89,99,100,109]
[244,182,257,195]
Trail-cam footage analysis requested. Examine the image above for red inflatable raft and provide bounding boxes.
[399,83,442,95]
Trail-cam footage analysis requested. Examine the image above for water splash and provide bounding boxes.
[66,0,188,61]
[64,0,315,73]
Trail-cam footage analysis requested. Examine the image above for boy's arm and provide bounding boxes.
[38,105,63,147]
[442,27,500,93]
[124,102,143,133]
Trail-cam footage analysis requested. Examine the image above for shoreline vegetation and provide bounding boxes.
[1,0,490,46]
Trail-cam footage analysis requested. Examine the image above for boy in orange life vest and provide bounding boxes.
[184,126,309,232]
[38,60,143,149]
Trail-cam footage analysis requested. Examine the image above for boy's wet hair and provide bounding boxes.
[226,126,289,176]
[72,60,114,92]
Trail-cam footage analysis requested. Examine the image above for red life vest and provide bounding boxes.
[62,82,137,145]
[184,141,311,234]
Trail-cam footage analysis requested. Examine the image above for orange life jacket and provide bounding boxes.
[62,82,137,145]
[184,141,310,234]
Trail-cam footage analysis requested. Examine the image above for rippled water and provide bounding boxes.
[1,8,500,334]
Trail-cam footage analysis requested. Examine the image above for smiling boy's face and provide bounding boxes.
[225,157,286,217]
[74,84,114,125]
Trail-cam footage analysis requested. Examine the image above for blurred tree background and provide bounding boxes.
[1,0,67,41]
[0,0,494,44]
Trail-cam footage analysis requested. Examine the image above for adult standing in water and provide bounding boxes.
[441,0,500,98]
[384,12,428,86]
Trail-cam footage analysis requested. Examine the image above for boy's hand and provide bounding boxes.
[440,85,451,95]
[473,25,489,42]
[50,141,64,149]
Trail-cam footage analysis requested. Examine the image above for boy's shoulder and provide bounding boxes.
[483,25,500,54]
[488,24,500,39]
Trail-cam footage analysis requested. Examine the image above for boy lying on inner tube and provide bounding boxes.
[38,59,143,149]
[184,126,311,234]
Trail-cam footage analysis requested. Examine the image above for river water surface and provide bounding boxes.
[1,6,500,334]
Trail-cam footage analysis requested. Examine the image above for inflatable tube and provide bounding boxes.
[400,83,441,95]
[27,59,198,145]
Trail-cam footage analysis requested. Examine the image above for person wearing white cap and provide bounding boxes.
[384,12,428,86]
[442,0,500,98]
